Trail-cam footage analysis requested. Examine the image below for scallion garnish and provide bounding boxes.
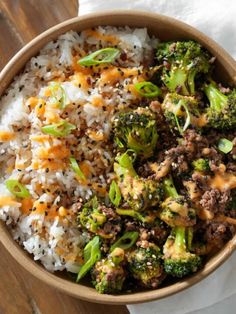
[109,181,121,207]
[6,179,30,198]
[78,48,120,66]
[134,81,161,98]
[110,231,139,252]
[77,236,101,282]
[116,208,146,223]
[49,82,67,109]
[218,138,233,154]
[174,100,191,134]
[41,120,76,137]
[69,157,86,180]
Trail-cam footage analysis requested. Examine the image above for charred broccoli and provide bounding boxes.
[204,81,236,129]
[92,248,126,294]
[128,244,164,288]
[163,226,201,278]
[162,93,205,134]
[160,177,196,227]
[112,107,158,159]
[78,196,121,239]
[114,150,163,211]
[192,158,210,172]
[156,40,211,95]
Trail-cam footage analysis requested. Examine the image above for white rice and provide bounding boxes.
[0,26,158,273]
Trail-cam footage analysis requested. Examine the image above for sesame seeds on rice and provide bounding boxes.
[0,27,157,273]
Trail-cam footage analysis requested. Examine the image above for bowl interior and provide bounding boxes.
[0,11,236,305]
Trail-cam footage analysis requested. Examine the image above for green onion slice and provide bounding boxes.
[218,138,233,154]
[6,179,30,198]
[134,81,161,98]
[69,157,86,180]
[77,236,101,282]
[78,48,120,66]
[116,208,146,223]
[109,181,121,207]
[110,231,139,252]
[41,120,76,137]
[116,149,136,168]
[174,100,191,134]
[49,82,67,109]
[115,150,137,178]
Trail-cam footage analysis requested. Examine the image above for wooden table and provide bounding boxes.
[0,1,129,313]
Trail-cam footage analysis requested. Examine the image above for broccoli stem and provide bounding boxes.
[204,83,228,112]
[116,150,137,178]
[163,177,179,198]
[187,70,196,95]
[174,226,186,254]
[186,227,193,250]
[167,68,189,95]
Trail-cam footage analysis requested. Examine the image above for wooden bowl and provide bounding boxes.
[0,11,236,305]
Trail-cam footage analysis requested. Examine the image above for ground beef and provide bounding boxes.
[200,189,230,213]
[164,130,211,175]
[226,162,236,173]
[100,205,117,219]
[103,221,121,235]
[171,154,189,175]
[71,201,83,213]
[149,225,169,245]
[99,206,122,237]
[125,220,138,232]
[202,147,222,165]
[137,163,154,178]
[204,222,236,248]
[164,129,231,175]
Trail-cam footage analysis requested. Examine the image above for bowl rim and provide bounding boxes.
[0,10,236,305]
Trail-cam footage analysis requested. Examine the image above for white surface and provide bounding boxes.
[79,0,236,59]
[78,1,236,313]
[128,252,236,314]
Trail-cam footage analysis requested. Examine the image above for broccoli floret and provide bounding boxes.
[78,196,121,238]
[163,226,201,278]
[114,150,163,211]
[204,81,236,129]
[162,93,205,134]
[121,176,163,211]
[156,40,211,95]
[112,107,158,159]
[92,248,125,294]
[192,158,210,172]
[160,177,196,227]
[128,244,164,288]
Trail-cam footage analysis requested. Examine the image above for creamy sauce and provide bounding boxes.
[91,95,106,108]
[72,72,92,90]
[209,172,236,191]
[100,67,146,85]
[191,114,208,128]
[84,29,119,45]
[36,144,70,159]
[0,131,15,142]
[87,130,105,141]
[21,198,34,214]
[183,180,201,201]
[0,196,19,207]
[150,159,172,180]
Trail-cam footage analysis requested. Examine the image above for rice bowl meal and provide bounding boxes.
[1,25,236,295]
